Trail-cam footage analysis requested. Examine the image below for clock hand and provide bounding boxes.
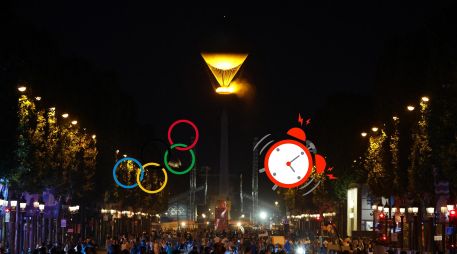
[289,165,296,173]
[290,155,300,163]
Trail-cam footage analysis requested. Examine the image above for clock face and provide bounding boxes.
[264,139,313,188]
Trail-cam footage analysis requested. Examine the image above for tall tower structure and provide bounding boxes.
[219,110,229,199]
[189,137,197,221]
[240,173,244,215]
[251,137,259,223]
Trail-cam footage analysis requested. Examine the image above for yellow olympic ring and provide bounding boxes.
[136,162,168,194]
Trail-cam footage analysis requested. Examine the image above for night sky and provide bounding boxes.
[10,2,451,201]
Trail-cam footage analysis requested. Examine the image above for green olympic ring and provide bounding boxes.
[163,143,196,175]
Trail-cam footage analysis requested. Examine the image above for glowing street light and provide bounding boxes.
[18,86,27,92]
[201,53,248,95]
[62,113,69,118]
[259,211,267,220]
[361,132,367,137]
[421,96,429,102]
[274,201,279,206]
[392,116,399,121]
[236,222,242,227]
[35,96,42,101]
[371,127,379,132]
[92,134,96,139]
[71,120,78,125]
[201,213,206,218]
[407,105,415,111]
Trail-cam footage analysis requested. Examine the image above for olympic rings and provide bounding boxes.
[163,143,196,175]
[112,119,199,194]
[112,157,145,189]
[168,119,199,151]
[136,162,168,194]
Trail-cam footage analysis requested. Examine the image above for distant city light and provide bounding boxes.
[71,120,78,125]
[421,96,429,102]
[35,96,41,101]
[371,127,379,132]
[361,132,367,137]
[407,105,415,111]
[18,86,27,92]
[62,113,69,118]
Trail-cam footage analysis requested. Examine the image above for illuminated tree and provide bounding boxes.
[13,95,36,192]
[389,118,404,194]
[365,129,393,197]
[12,91,98,203]
[408,100,433,200]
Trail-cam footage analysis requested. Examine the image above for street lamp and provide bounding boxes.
[69,205,80,238]
[39,203,45,246]
[421,96,430,102]
[426,207,436,254]
[19,197,27,253]
[411,206,419,252]
[71,120,78,125]
[372,127,379,132]
[62,113,69,118]
[361,132,367,137]
[407,105,415,111]
[399,207,405,250]
[32,199,40,248]
[18,86,27,92]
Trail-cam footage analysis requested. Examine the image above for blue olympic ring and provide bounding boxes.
[112,157,145,189]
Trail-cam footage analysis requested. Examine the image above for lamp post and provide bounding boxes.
[426,207,435,254]
[10,200,17,254]
[0,195,5,247]
[32,199,39,249]
[69,205,79,241]
[399,207,405,250]
[371,204,378,233]
[440,206,447,253]
[19,198,27,253]
[383,203,389,243]
[411,206,419,252]
[39,203,44,246]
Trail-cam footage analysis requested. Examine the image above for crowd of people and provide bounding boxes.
[0,228,411,254]
[101,229,383,254]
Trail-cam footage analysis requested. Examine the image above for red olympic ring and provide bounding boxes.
[167,119,199,151]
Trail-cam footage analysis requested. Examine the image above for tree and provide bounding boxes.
[407,100,434,202]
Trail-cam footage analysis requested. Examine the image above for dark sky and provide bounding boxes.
[11,2,450,202]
